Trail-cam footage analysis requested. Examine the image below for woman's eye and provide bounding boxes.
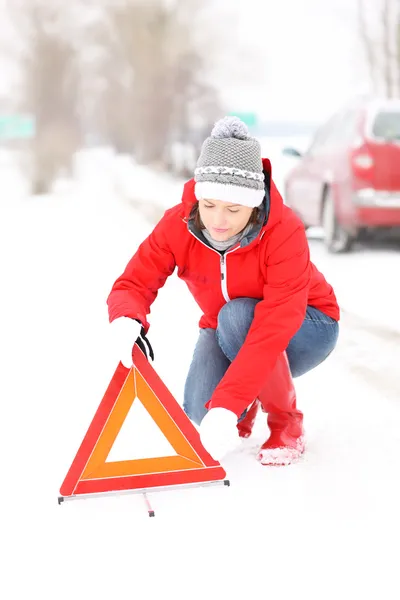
[204,204,213,209]
[228,209,239,214]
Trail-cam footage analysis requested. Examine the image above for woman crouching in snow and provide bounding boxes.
[107,116,340,466]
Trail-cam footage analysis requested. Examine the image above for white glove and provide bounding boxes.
[110,317,142,368]
[199,407,239,460]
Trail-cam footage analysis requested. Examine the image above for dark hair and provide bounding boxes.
[190,202,260,231]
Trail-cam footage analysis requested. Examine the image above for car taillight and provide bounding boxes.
[352,152,374,169]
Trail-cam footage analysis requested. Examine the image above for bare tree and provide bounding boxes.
[382,0,396,96]
[93,0,224,166]
[397,0,400,93]
[358,0,400,97]
[358,0,381,94]
[7,0,82,193]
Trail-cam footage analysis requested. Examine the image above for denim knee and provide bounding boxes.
[216,298,258,361]
[286,307,339,378]
[183,396,208,426]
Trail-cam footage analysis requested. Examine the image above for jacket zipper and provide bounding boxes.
[188,229,240,303]
[220,246,241,301]
[220,254,228,301]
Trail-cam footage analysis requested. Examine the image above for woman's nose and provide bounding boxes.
[213,211,227,227]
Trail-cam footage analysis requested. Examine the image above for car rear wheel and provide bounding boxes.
[322,188,355,253]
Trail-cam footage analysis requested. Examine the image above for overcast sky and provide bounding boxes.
[0,0,377,124]
[213,0,373,122]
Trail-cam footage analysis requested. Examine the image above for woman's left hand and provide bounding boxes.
[199,408,239,460]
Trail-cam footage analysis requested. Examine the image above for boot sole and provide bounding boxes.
[256,437,305,466]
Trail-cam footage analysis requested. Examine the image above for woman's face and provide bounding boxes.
[198,198,253,241]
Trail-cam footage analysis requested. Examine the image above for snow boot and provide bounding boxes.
[237,398,260,438]
[256,352,304,466]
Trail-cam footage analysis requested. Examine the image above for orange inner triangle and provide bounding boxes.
[81,367,204,481]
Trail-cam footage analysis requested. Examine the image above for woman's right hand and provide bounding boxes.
[110,317,142,368]
[199,407,239,460]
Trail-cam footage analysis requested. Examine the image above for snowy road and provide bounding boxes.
[307,236,400,400]
[1,162,400,600]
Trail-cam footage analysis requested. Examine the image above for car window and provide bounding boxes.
[306,110,361,153]
[306,117,337,155]
[331,110,360,144]
[371,111,400,140]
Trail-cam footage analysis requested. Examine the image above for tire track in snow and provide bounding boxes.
[337,309,400,401]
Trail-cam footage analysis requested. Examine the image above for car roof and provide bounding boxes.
[366,97,400,113]
[337,96,400,115]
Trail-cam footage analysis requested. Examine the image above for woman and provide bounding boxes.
[107,116,340,466]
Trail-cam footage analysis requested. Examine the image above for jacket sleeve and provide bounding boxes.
[207,224,311,417]
[107,216,176,331]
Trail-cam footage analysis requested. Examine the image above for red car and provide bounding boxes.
[283,98,400,252]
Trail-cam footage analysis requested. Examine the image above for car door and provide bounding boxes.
[325,109,362,224]
[288,118,337,226]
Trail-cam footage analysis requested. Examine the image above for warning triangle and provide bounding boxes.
[59,344,226,498]
[107,394,176,461]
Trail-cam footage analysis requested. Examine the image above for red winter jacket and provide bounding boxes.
[107,159,340,417]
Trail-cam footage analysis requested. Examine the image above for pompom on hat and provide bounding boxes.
[194,116,265,208]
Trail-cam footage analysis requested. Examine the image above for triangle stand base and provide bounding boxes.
[58,478,231,516]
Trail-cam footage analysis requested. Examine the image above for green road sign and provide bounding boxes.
[0,114,36,140]
[228,112,257,127]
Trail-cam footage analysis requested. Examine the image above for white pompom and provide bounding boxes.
[211,116,250,140]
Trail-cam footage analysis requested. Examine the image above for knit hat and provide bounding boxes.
[194,116,265,208]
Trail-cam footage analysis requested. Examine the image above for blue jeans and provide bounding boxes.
[183,298,339,425]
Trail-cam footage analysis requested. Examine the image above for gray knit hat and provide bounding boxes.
[194,116,265,208]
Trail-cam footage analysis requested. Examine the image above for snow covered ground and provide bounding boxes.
[1,149,400,600]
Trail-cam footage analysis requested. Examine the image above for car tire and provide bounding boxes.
[322,188,355,253]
